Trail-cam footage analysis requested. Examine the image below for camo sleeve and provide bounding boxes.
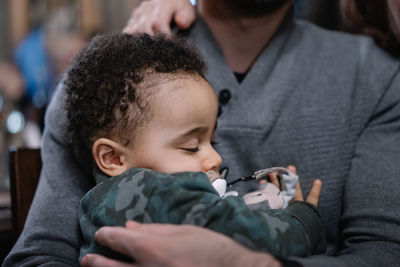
[79,168,326,260]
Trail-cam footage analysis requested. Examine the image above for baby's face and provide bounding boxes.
[123,75,222,175]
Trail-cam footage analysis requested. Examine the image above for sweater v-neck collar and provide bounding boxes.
[186,10,297,133]
[187,9,295,90]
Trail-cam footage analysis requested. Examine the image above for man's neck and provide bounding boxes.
[198,1,292,73]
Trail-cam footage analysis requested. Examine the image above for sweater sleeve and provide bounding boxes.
[3,80,90,267]
[295,65,400,266]
[79,169,326,260]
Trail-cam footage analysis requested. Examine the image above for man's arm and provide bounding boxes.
[3,81,92,266]
[295,68,400,266]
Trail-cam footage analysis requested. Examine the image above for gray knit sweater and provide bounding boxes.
[4,15,400,267]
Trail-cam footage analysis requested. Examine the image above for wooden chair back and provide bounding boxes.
[9,147,41,240]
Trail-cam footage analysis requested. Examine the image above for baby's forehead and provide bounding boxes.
[125,70,217,143]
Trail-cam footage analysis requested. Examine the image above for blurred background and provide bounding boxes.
[0,0,142,190]
[0,0,344,263]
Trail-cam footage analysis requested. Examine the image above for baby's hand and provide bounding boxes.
[262,165,322,207]
[259,166,298,208]
[288,166,322,207]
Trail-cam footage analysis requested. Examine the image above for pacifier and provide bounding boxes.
[206,168,231,197]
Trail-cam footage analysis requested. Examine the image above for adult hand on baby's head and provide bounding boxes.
[81,221,283,267]
[123,0,196,35]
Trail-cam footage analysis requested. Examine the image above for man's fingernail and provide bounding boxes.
[81,255,88,266]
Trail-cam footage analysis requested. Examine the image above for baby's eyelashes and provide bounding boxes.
[181,147,200,153]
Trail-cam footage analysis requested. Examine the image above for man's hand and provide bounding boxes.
[123,0,196,35]
[81,221,283,267]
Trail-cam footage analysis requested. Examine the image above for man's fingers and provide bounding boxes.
[123,18,155,35]
[175,7,196,29]
[152,21,171,35]
[151,5,174,35]
[94,226,142,258]
[123,0,196,35]
[125,220,142,229]
[125,3,147,33]
[81,253,135,267]
[125,221,182,236]
[153,0,195,33]
[306,179,322,207]
[123,1,157,34]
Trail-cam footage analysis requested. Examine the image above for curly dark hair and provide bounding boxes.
[65,33,206,172]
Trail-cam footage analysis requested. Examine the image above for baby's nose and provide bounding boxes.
[202,149,222,173]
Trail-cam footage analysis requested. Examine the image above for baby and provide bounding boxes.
[64,33,325,261]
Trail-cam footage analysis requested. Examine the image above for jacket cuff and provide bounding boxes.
[287,201,326,254]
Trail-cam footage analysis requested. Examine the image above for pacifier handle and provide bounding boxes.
[227,167,288,187]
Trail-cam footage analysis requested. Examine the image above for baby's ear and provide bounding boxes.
[92,138,129,177]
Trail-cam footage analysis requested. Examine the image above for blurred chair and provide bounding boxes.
[9,147,41,240]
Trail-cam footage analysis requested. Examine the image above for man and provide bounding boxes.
[4,0,400,266]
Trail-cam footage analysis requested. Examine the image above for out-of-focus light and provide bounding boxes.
[0,95,3,112]
[7,110,25,134]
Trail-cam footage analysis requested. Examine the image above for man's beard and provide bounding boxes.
[222,0,291,16]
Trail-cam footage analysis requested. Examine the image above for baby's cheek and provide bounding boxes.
[157,155,199,174]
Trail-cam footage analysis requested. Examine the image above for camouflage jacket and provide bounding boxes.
[79,168,326,261]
